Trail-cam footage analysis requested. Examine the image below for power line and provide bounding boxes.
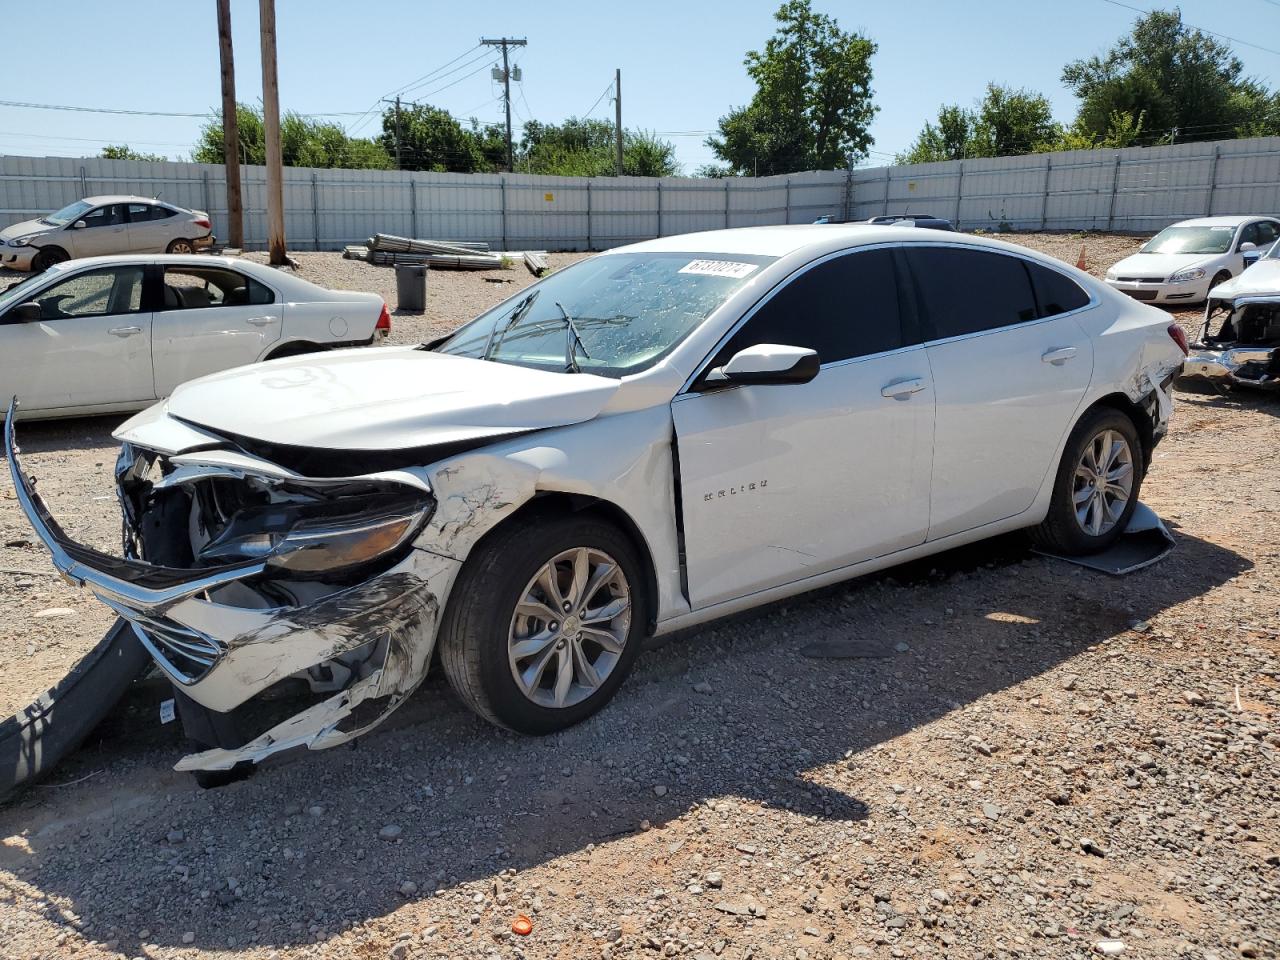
[582,81,614,120]
[0,99,205,118]
[398,49,493,98]
[1096,0,1280,57]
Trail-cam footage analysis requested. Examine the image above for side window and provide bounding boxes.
[1025,261,1091,317]
[905,247,1038,339]
[127,203,165,222]
[80,204,123,229]
[713,249,903,368]
[162,267,274,310]
[1253,221,1278,246]
[33,267,144,320]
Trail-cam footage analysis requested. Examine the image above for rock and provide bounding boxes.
[981,802,1001,821]
[972,740,995,757]
[653,785,668,797]
[894,642,910,653]
[1080,837,1108,858]
[398,881,418,897]
[181,932,195,945]
[930,888,950,904]
[692,681,713,694]
[166,830,185,844]
[34,607,75,619]
[705,871,723,889]
[1094,939,1125,956]
[308,805,324,817]
[713,901,752,917]
[735,842,758,855]
[1182,691,1206,706]
[1238,943,1258,958]
[389,944,410,960]
[379,824,403,841]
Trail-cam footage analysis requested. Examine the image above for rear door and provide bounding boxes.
[126,202,174,252]
[672,247,934,608]
[903,245,1095,541]
[0,264,153,413]
[66,203,129,258]
[152,264,282,395]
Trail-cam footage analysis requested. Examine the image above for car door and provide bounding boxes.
[0,264,153,414]
[66,203,129,258]
[902,245,1095,542]
[151,264,282,395]
[125,202,171,252]
[671,246,934,609]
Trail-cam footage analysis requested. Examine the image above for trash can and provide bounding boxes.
[395,264,427,313]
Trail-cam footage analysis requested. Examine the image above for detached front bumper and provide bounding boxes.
[1179,345,1280,390]
[4,403,461,770]
[1,245,37,271]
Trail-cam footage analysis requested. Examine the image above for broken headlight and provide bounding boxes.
[198,492,433,575]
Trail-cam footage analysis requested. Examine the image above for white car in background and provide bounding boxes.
[1105,215,1280,305]
[0,196,215,272]
[1,254,390,420]
[8,225,1186,781]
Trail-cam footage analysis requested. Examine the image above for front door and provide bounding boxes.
[901,245,1095,541]
[672,247,934,609]
[66,203,129,258]
[0,264,154,414]
[151,264,282,395]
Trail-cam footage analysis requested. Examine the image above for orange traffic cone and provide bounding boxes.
[1076,244,1088,271]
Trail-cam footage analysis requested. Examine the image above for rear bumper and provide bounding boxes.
[1179,346,1280,390]
[192,234,215,250]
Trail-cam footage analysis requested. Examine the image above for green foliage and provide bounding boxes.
[194,103,391,169]
[99,144,167,163]
[707,0,877,175]
[518,118,679,177]
[1062,9,1280,142]
[897,85,1056,163]
[382,104,505,172]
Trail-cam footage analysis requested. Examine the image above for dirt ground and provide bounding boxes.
[0,234,1276,960]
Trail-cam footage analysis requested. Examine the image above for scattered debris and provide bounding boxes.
[1094,939,1125,956]
[523,250,550,277]
[511,914,533,936]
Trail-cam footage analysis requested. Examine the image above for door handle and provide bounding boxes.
[246,316,278,327]
[107,326,142,337]
[881,377,927,400]
[1041,346,1078,365]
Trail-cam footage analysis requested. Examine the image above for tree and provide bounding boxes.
[194,103,391,169]
[707,0,877,175]
[1062,9,1280,142]
[381,104,505,173]
[518,118,679,177]
[99,144,167,162]
[897,85,1055,163]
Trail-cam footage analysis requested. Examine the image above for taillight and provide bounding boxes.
[193,217,211,229]
[375,302,391,337]
[1167,323,1189,356]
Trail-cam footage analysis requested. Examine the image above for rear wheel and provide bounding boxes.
[1033,407,1143,555]
[166,238,195,254]
[31,247,69,272]
[438,514,647,734]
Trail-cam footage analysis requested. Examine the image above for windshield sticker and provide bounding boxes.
[679,259,760,279]
[1210,226,1233,231]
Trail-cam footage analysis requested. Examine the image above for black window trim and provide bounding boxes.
[78,203,124,229]
[678,242,923,397]
[28,263,146,322]
[146,263,277,312]
[896,241,1098,348]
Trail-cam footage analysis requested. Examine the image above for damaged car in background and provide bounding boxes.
[7,224,1186,784]
[1180,237,1280,391]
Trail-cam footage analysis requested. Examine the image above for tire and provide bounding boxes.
[1033,407,1144,556]
[438,513,648,734]
[166,239,195,254]
[0,618,149,799]
[1205,270,1230,301]
[31,247,69,272]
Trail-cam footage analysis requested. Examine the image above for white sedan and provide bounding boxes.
[8,225,1185,780]
[1,254,389,420]
[1105,215,1280,305]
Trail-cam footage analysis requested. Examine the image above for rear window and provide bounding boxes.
[905,247,1038,340]
[1026,261,1091,317]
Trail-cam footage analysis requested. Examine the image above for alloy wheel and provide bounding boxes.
[507,547,631,709]
[1072,428,1134,537]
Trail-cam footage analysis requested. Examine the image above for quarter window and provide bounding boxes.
[1025,261,1090,317]
[161,266,273,309]
[905,247,1038,340]
[713,248,904,369]
[32,267,144,320]
[127,203,170,222]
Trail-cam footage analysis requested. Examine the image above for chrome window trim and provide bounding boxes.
[676,241,909,396]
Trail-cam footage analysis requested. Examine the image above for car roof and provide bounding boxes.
[1171,215,1273,227]
[38,253,348,298]
[613,224,1033,259]
[81,195,167,205]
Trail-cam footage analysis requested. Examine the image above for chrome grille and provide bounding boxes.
[101,599,225,684]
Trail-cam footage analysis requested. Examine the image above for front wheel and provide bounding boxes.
[1033,407,1143,556]
[166,238,195,254]
[438,513,647,734]
[31,247,69,272]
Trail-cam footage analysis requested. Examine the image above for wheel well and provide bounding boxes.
[1087,392,1154,472]
[469,491,661,636]
[265,340,325,360]
[34,245,68,262]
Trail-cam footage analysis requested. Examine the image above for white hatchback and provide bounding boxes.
[0,254,389,420]
[1105,215,1280,305]
[8,225,1187,779]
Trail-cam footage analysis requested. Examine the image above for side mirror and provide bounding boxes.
[1242,250,1262,270]
[708,343,820,386]
[1238,241,1257,252]
[6,302,42,323]
[72,220,86,230]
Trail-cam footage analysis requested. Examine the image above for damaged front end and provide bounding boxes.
[1179,296,1280,391]
[4,399,460,773]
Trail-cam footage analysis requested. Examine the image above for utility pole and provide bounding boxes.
[614,68,623,177]
[216,0,243,249]
[394,95,402,169]
[482,37,527,172]
[259,0,286,264]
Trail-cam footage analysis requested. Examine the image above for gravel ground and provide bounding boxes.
[0,234,1276,960]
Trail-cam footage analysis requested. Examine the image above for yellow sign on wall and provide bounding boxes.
[544,192,555,202]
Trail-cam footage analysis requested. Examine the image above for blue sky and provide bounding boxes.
[1,0,1276,171]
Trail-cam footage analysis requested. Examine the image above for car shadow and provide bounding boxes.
[1173,385,1280,420]
[0,520,1250,954]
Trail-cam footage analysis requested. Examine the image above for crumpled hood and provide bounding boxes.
[1209,259,1280,301]
[0,218,54,243]
[145,346,622,451]
[1111,251,1213,279]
